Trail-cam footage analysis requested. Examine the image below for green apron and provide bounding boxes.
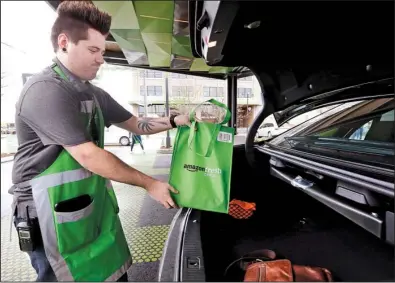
[29,64,132,281]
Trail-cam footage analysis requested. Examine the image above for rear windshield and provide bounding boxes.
[281,98,394,168]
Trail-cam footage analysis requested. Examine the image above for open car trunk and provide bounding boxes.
[199,146,394,282]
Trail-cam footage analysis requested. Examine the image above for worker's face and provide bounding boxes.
[60,28,106,81]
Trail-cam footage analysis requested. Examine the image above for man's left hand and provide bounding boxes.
[174,114,191,127]
[146,179,179,209]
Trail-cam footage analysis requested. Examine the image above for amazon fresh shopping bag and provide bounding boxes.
[169,99,234,213]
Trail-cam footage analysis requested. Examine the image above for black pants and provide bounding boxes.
[130,140,144,152]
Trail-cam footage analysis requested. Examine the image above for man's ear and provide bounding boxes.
[58,33,69,51]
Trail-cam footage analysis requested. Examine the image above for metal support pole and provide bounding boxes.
[231,75,238,135]
[143,72,148,117]
[246,94,249,132]
[165,73,171,148]
[227,76,233,127]
[226,75,238,134]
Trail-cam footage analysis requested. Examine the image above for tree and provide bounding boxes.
[169,80,200,115]
[236,105,253,128]
[169,80,228,123]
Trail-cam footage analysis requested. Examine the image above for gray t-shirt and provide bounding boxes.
[12,58,133,186]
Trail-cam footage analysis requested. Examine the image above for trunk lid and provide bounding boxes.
[189,0,394,123]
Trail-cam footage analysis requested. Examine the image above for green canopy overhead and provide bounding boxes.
[190,58,210,72]
[172,35,192,58]
[94,1,140,29]
[134,1,174,67]
[46,0,251,79]
[110,30,145,53]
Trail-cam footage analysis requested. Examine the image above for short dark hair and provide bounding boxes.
[51,1,112,52]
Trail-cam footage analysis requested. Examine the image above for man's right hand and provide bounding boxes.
[145,180,179,209]
[65,141,179,210]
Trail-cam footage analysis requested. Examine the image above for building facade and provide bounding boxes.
[129,69,263,128]
[91,64,263,128]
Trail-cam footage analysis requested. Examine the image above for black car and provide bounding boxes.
[158,1,394,282]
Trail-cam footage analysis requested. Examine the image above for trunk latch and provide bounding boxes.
[187,257,201,269]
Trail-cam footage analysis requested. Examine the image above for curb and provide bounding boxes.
[1,156,14,163]
[156,148,173,154]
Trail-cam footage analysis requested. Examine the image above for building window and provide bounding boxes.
[171,73,188,79]
[148,104,166,117]
[140,70,163,78]
[140,85,163,96]
[203,87,224,97]
[237,87,253,98]
[239,76,252,81]
[138,105,166,117]
[172,86,193,97]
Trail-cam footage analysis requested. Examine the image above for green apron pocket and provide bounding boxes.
[55,200,97,254]
[55,199,95,223]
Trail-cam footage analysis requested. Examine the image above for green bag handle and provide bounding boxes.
[186,99,231,157]
[187,120,222,157]
[189,98,231,125]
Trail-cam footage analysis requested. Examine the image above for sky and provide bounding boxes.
[1,1,57,122]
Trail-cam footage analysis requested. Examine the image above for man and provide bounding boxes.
[10,2,189,282]
[129,132,145,153]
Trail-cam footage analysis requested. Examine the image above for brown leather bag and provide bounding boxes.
[244,259,333,282]
[224,249,333,282]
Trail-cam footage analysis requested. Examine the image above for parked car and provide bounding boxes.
[158,1,394,282]
[1,127,16,135]
[104,126,131,146]
[257,122,291,139]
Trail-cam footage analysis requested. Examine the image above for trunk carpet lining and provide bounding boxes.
[231,228,394,282]
[202,215,394,282]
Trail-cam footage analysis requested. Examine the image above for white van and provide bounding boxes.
[102,101,135,146]
[104,126,131,146]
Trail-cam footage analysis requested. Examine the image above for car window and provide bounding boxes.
[279,99,394,167]
[255,104,346,142]
[349,120,373,140]
[259,105,342,133]
[313,108,394,143]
